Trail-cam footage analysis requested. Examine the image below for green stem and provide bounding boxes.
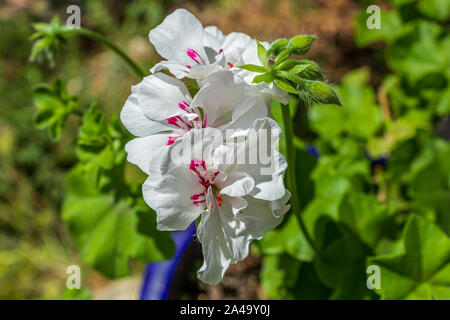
[67,28,146,78]
[281,101,319,255]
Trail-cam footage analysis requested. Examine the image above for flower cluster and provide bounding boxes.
[120,9,290,284]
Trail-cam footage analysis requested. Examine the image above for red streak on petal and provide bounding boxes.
[167,136,177,145]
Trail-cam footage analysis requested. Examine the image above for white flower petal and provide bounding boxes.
[203,26,225,52]
[136,73,191,121]
[219,200,251,262]
[120,91,173,136]
[241,191,290,234]
[149,9,208,66]
[197,190,289,285]
[221,32,252,65]
[142,166,204,231]
[218,171,255,197]
[124,134,172,174]
[193,71,265,126]
[150,60,191,79]
[232,118,288,201]
[226,195,248,214]
[221,95,268,134]
[197,206,232,285]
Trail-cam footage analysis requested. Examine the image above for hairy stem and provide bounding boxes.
[68,28,146,78]
[281,101,319,255]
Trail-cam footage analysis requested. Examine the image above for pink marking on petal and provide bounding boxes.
[186,65,191,69]
[167,136,178,145]
[218,49,223,54]
[167,116,193,131]
[190,191,206,207]
[190,193,203,200]
[189,159,208,184]
[193,200,206,207]
[186,48,206,65]
[202,113,207,128]
[188,162,223,208]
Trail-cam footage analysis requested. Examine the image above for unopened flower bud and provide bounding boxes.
[267,38,288,56]
[295,60,323,80]
[287,35,316,56]
[298,80,342,106]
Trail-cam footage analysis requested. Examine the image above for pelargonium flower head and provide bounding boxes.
[120,71,268,177]
[143,120,290,284]
[148,8,289,104]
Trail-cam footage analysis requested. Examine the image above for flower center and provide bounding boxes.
[189,159,223,208]
[186,48,206,68]
[166,100,207,145]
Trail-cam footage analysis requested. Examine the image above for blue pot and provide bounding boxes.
[140,223,196,300]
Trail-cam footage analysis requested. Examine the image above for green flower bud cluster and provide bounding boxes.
[29,16,71,67]
[238,35,342,107]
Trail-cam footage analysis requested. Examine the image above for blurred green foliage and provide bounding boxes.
[0,0,168,299]
[1,0,448,300]
[259,0,449,300]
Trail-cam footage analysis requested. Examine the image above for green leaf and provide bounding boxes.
[260,254,301,298]
[62,167,175,278]
[339,192,395,249]
[308,68,382,139]
[252,71,276,84]
[369,215,450,299]
[288,64,309,75]
[387,21,448,85]
[259,213,314,262]
[256,41,268,67]
[274,79,297,94]
[409,139,450,235]
[273,49,291,65]
[367,109,431,158]
[301,139,373,240]
[237,64,267,73]
[314,217,374,299]
[436,87,450,115]
[76,103,127,180]
[29,15,70,66]
[354,9,403,47]
[32,79,77,141]
[276,59,323,80]
[303,175,352,235]
[418,0,450,22]
[260,254,331,299]
[60,288,92,300]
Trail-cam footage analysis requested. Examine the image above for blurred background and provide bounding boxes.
[0,0,448,299]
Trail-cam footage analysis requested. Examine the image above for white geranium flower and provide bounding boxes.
[143,119,290,284]
[148,8,289,104]
[120,71,268,177]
